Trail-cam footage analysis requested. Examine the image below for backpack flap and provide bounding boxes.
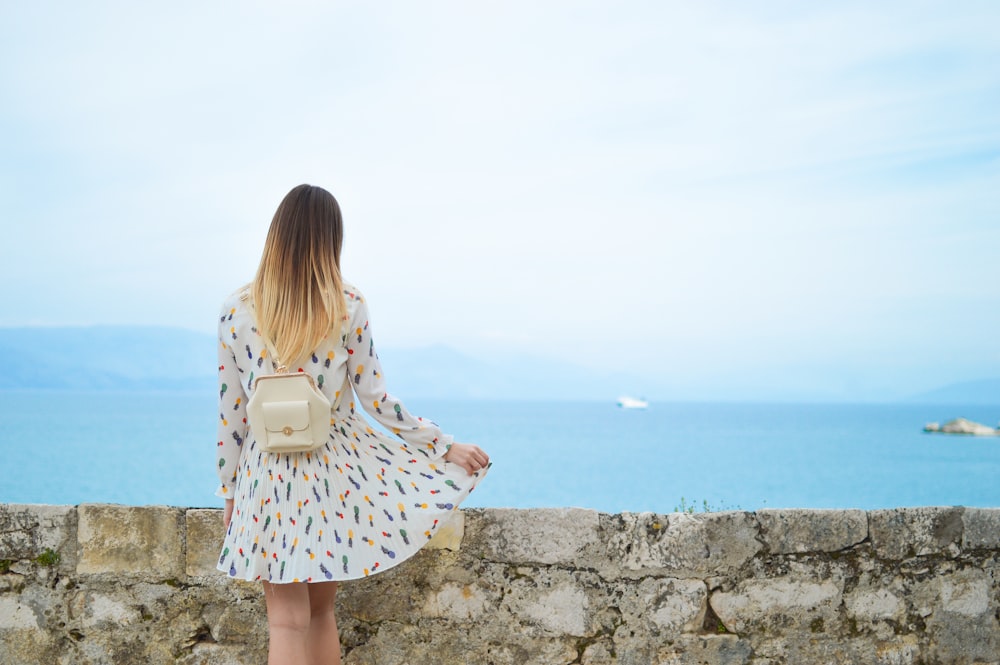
[261,400,312,448]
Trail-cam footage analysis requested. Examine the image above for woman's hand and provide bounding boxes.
[444,442,490,475]
[224,499,234,529]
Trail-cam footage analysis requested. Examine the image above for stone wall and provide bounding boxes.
[1,504,999,665]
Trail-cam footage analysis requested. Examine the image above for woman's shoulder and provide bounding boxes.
[219,285,251,313]
[342,282,370,321]
[342,281,365,304]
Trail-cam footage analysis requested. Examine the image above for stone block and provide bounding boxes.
[869,506,964,559]
[1,583,67,636]
[581,640,615,665]
[845,586,905,624]
[757,508,867,554]
[756,637,880,665]
[425,510,464,551]
[606,511,761,578]
[874,636,920,665]
[923,569,1000,662]
[710,577,842,634]
[66,589,142,628]
[338,566,426,625]
[501,568,597,637]
[207,600,268,643]
[0,595,40,629]
[936,568,991,617]
[514,581,590,636]
[342,619,578,665]
[185,509,224,577]
[0,628,64,665]
[177,643,264,665]
[609,637,657,665]
[962,507,1000,550]
[422,581,490,621]
[77,504,185,577]
[462,507,601,565]
[0,504,77,572]
[656,635,753,665]
[616,577,707,637]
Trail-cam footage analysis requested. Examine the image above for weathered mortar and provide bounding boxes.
[1,504,999,665]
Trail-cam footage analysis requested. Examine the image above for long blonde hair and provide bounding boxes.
[251,184,346,367]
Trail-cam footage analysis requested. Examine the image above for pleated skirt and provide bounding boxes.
[216,412,488,583]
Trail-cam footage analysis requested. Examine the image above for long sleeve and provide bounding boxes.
[344,290,453,461]
[215,317,249,498]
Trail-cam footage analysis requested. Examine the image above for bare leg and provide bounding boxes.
[262,581,310,665]
[307,581,341,665]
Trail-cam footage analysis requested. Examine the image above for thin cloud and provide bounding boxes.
[1,1,997,399]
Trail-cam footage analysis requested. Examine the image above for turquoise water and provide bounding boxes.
[1,391,998,512]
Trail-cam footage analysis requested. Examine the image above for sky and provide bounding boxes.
[2,1,998,401]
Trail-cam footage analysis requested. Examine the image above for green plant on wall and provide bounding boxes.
[673,497,742,513]
[34,549,60,567]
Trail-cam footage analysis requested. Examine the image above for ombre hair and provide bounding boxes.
[251,184,346,368]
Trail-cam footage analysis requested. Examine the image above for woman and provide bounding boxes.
[214,184,490,665]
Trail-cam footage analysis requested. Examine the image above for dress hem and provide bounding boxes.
[215,507,466,584]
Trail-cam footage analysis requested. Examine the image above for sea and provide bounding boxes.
[1,391,998,513]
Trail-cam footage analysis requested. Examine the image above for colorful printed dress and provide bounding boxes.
[214,283,488,583]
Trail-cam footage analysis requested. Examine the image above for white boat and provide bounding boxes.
[616,396,649,409]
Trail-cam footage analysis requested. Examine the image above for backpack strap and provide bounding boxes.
[242,288,352,412]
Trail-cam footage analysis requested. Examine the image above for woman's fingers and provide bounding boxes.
[447,443,490,475]
[466,445,489,470]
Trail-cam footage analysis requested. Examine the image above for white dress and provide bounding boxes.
[214,284,488,583]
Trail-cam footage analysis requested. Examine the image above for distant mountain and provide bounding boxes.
[0,326,634,400]
[1,326,217,392]
[906,378,1000,405]
[7,326,999,404]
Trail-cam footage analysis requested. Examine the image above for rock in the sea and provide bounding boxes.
[923,418,1000,436]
